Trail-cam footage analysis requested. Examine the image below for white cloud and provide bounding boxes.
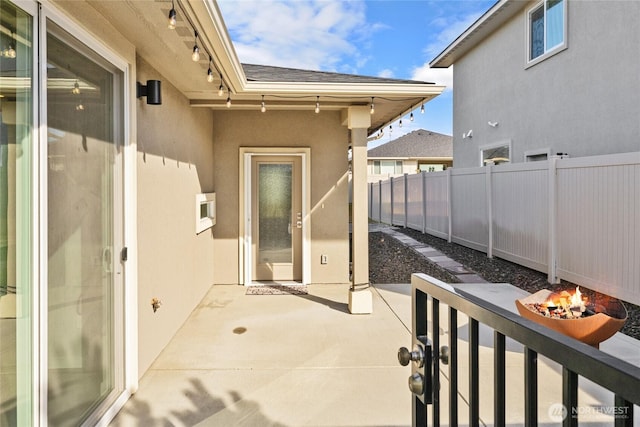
[411,64,452,90]
[377,69,394,78]
[411,6,489,90]
[217,0,373,71]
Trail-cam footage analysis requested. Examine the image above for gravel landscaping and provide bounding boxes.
[369,227,640,341]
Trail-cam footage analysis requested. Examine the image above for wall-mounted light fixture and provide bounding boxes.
[136,80,162,105]
[463,129,473,139]
[488,121,499,127]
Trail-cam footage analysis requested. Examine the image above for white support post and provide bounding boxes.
[548,156,560,283]
[422,171,427,234]
[447,168,453,243]
[346,107,372,314]
[390,176,394,226]
[378,180,382,223]
[486,163,493,259]
[404,173,408,228]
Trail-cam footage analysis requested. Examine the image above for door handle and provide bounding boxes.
[102,247,112,274]
[398,337,433,404]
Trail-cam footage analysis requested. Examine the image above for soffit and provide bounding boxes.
[87,0,443,134]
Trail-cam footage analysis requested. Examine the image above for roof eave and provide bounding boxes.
[430,0,525,68]
[243,81,445,97]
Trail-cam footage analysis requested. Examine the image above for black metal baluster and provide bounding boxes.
[432,298,441,427]
[562,367,578,427]
[469,318,479,427]
[524,347,538,427]
[614,395,634,427]
[449,307,458,427]
[494,331,506,427]
[414,289,428,427]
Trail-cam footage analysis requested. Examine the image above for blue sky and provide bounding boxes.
[217,0,496,147]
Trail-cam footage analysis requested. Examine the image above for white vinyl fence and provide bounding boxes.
[369,152,640,306]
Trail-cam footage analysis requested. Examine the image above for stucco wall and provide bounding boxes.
[136,57,215,375]
[453,0,640,168]
[211,110,350,285]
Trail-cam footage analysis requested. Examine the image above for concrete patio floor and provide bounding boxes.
[110,281,640,426]
[110,283,413,427]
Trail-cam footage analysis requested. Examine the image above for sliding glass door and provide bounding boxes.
[46,20,124,426]
[0,2,33,425]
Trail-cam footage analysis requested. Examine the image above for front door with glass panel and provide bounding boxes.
[46,20,124,426]
[251,156,302,282]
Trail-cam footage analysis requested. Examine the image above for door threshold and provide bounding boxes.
[248,281,303,287]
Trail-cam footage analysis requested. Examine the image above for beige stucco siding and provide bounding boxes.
[136,57,215,375]
[211,110,350,285]
[451,1,640,167]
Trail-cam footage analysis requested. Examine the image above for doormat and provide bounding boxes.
[246,285,308,295]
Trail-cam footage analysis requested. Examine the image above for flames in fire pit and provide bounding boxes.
[515,287,627,348]
[536,286,589,319]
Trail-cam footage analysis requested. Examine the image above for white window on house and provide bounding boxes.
[373,160,402,175]
[525,148,551,162]
[528,0,566,63]
[373,161,380,174]
[481,143,511,166]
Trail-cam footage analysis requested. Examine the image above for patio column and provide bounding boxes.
[345,106,373,314]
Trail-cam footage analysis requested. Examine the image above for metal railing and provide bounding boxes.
[399,274,640,427]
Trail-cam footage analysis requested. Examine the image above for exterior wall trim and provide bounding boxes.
[238,147,311,285]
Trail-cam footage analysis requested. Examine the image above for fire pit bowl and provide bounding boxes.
[515,289,627,348]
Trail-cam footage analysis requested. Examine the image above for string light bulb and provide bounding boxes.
[410,112,414,122]
[191,30,200,62]
[218,76,224,96]
[72,80,81,95]
[3,32,16,59]
[399,119,403,128]
[226,94,231,108]
[314,96,320,114]
[207,56,214,82]
[370,97,375,115]
[261,95,266,113]
[168,0,177,29]
[389,125,393,133]
[420,103,425,114]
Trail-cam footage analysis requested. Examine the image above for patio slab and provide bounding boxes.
[110,284,412,427]
[110,281,640,426]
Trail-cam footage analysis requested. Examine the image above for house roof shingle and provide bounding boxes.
[242,63,434,85]
[367,129,452,158]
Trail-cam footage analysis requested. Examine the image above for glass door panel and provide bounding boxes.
[251,156,302,281]
[0,2,33,425]
[258,163,293,264]
[46,21,122,426]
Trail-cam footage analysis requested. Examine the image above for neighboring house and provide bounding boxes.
[0,1,444,425]
[367,129,452,182]
[430,0,640,168]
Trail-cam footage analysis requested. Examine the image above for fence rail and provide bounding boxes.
[369,152,640,306]
[405,274,639,427]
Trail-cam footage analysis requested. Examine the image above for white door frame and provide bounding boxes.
[239,148,311,286]
[37,4,136,426]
